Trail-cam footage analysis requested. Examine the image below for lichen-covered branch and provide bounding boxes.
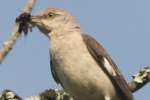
[0,0,36,64]
[128,67,150,93]
[0,89,73,100]
[0,67,149,100]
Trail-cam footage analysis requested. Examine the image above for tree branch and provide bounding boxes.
[128,67,150,93]
[0,0,36,64]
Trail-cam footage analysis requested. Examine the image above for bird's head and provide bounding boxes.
[31,8,80,37]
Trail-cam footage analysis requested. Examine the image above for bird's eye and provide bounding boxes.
[48,13,54,17]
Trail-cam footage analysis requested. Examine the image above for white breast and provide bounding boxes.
[50,33,122,100]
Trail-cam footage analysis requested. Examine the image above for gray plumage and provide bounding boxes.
[30,8,134,100]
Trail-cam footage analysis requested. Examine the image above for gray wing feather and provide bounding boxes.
[50,53,64,88]
[50,54,61,84]
[82,34,134,100]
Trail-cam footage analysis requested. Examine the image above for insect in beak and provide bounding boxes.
[16,12,32,35]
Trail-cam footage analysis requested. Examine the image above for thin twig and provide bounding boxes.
[0,0,37,64]
[22,0,36,13]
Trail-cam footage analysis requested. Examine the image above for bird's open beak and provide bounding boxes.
[30,16,42,25]
[30,15,51,34]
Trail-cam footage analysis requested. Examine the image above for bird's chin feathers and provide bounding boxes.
[38,26,51,35]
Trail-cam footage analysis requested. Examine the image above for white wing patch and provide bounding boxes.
[105,96,111,100]
[103,57,116,76]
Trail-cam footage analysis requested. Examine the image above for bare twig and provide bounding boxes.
[22,0,36,13]
[0,0,37,64]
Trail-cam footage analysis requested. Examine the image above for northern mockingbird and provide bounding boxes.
[29,8,134,100]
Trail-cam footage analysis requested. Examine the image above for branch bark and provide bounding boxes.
[0,0,36,64]
[128,67,150,93]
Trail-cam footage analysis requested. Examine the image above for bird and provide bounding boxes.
[29,8,134,100]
